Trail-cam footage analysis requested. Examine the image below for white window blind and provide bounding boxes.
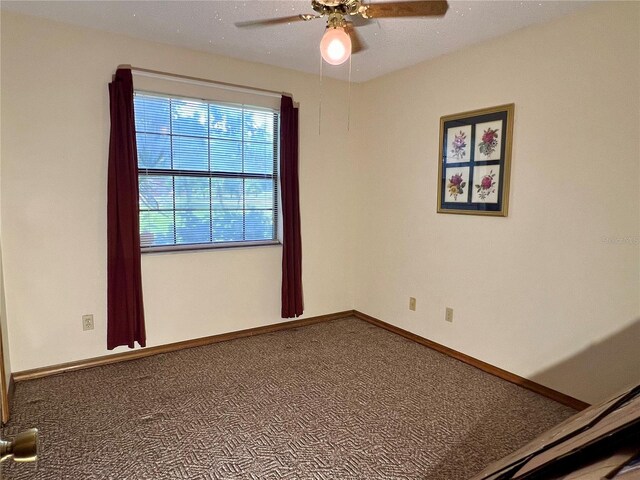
[134,91,280,251]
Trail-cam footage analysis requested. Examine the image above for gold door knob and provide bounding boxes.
[0,428,39,462]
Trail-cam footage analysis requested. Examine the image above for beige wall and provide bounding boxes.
[352,3,640,404]
[1,3,639,405]
[0,12,356,371]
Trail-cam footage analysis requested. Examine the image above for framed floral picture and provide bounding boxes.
[437,104,514,216]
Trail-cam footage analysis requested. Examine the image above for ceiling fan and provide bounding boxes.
[235,0,449,65]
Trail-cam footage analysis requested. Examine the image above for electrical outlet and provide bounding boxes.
[445,307,453,323]
[409,297,416,311]
[82,314,94,331]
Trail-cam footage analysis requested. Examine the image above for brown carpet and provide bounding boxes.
[2,317,575,479]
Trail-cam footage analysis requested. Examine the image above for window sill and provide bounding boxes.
[141,240,281,255]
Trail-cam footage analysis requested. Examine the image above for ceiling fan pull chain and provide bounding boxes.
[319,53,323,135]
[347,54,352,132]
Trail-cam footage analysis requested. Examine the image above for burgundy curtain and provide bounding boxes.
[280,96,304,318]
[107,68,146,349]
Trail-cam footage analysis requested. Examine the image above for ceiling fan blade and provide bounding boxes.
[235,14,316,28]
[344,23,367,54]
[363,1,449,19]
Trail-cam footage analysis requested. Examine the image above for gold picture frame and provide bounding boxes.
[437,103,514,216]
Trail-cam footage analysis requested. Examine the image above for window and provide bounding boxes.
[134,92,279,251]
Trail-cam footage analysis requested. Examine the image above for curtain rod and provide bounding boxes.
[119,65,289,100]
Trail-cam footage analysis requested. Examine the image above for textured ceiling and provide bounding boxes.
[1,0,594,82]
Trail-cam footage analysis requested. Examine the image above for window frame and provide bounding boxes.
[134,90,281,253]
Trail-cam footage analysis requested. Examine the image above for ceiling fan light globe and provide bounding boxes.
[320,27,352,65]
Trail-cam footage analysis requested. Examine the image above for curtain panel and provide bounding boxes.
[107,68,146,349]
[280,96,304,318]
